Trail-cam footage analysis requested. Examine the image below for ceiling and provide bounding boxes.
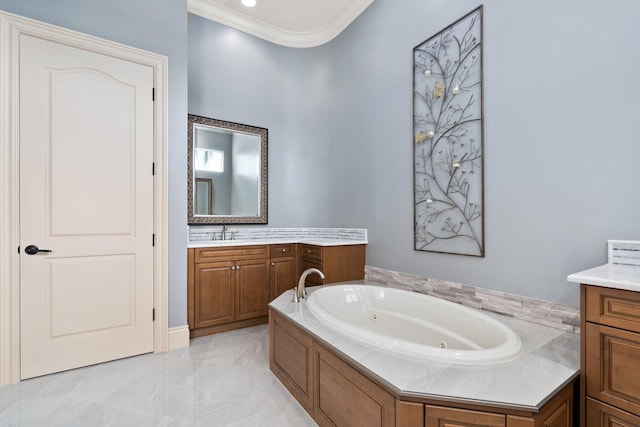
[187,0,375,48]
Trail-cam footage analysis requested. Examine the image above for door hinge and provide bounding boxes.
[152,234,156,247]
[152,308,155,321]
[152,88,155,101]
[152,162,155,176]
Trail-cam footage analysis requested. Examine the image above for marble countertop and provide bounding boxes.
[567,264,640,292]
[269,281,579,412]
[188,238,368,248]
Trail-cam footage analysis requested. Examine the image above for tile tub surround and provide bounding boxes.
[270,282,580,411]
[366,266,580,333]
[188,227,367,243]
[0,325,316,426]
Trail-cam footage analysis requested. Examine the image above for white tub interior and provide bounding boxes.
[306,284,523,364]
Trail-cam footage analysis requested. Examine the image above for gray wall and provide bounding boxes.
[3,0,635,331]
[0,0,189,327]
[190,0,640,307]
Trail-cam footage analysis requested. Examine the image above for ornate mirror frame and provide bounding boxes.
[187,114,268,224]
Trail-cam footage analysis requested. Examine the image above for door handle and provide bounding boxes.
[24,245,52,255]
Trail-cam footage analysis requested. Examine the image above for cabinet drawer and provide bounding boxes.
[587,397,640,427]
[271,244,296,258]
[586,322,640,416]
[301,244,322,260]
[585,285,640,333]
[195,245,270,263]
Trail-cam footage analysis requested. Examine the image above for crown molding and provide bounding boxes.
[187,0,374,48]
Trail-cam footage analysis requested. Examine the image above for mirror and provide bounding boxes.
[188,115,267,224]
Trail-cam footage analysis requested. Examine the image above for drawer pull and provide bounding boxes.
[307,249,312,253]
[282,248,286,252]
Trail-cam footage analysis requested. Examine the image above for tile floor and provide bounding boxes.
[0,325,317,426]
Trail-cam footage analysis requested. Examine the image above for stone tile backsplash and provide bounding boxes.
[365,266,580,333]
[189,227,367,242]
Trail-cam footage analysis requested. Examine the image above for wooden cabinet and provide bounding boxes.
[270,244,297,300]
[188,242,366,338]
[586,398,640,427]
[269,309,575,427]
[193,260,235,328]
[235,258,271,320]
[188,245,270,337]
[300,244,366,286]
[582,285,640,426]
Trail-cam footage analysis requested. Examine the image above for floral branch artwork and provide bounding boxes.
[413,6,484,257]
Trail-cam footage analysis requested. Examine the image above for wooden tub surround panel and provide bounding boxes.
[269,309,576,427]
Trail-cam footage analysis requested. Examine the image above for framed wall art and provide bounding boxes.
[413,6,484,256]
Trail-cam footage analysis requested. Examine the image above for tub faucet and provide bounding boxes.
[293,268,325,303]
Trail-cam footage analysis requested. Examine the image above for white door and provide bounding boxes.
[19,34,155,379]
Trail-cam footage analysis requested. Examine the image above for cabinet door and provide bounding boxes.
[194,261,235,328]
[425,406,505,427]
[587,397,640,427]
[236,258,271,321]
[271,257,296,301]
[586,322,640,416]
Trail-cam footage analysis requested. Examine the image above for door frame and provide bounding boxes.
[0,11,169,386]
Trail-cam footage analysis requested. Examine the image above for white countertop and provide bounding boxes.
[188,238,368,248]
[269,281,579,412]
[567,264,640,292]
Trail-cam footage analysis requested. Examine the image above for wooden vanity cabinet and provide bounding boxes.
[270,243,297,301]
[269,309,576,427]
[189,242,367,338]
[582,285,640,427]
[189,245,270,338]
[300,244,366,286]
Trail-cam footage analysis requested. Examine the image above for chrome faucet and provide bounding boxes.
[293,268,325,303]
[221,225,227,240]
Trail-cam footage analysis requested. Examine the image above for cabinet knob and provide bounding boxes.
[271,262,275,266]
[307,249,312,253]
[236,266,240,270]
[282,248,286,252]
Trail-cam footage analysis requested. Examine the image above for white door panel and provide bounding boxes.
[19,34,155,379]
[49,68,136,236]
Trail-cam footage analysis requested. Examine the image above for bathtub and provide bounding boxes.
[306,284,523,364]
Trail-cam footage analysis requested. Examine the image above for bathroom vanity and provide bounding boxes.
[269,283,580,427]
[187,240,366,338]
[568,263,640,427]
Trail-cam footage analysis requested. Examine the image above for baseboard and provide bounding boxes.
[168,325,190,350]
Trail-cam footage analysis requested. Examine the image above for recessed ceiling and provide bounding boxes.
[187,0,375,48]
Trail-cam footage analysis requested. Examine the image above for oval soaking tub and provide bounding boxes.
[306,284,523,364]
